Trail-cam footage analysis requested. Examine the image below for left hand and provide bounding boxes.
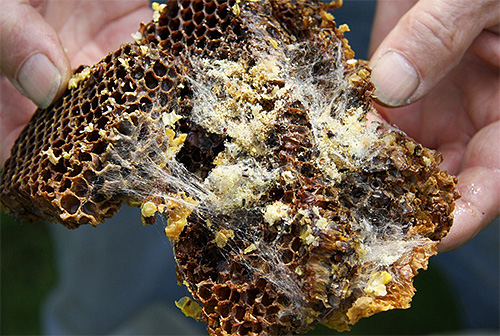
[0,0,152,164]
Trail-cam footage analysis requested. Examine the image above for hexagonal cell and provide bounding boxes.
[280,249,294,264]
[221,320,233,334]
[193,11,205,25]
[144,71,159,90]
[215,285,231,300]
[205,1,217,14]
[242,287,259,305]
[184,20,196,36]
[151,62,166,78]
[168,17,181,32]
[197,283,213,301]
[205,13,218,28]
[237,322,254,335]
[72,178,89,197]
[233,304,245,322]
[180,7,193,21]
[180,0,191,9]
[82,201,97,217]
[60,194,81,215]
[78,215,91,225]
[203,298,218,315]
[206,28,222,40]
[260,291,275,307]
[216,300,231,318]
[139,97,153,113]
[170,30,184,44]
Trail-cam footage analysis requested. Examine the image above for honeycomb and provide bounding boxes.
[0,1,459,335]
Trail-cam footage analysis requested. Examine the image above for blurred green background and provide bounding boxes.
[1,211,462,336]
[1,213,57,335]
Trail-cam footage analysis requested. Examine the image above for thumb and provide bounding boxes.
[369,0,499,107]
[0,0,71,109]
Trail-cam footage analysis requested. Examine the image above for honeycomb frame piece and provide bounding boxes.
[0,1,458,335]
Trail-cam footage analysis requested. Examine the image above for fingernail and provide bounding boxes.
[16,52,61,109]
[370,50,419,106]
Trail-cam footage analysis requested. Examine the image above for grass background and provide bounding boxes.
[1,211,462,336]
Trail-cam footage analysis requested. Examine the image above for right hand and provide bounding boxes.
[368,0,500,251]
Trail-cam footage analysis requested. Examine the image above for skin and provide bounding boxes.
[0,0,498,252]
[0,0,152,162]
[369,0,500,251]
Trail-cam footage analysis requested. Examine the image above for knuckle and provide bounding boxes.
[405,8,458,57]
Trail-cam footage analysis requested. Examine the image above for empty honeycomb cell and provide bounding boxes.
[39,169,51,181]
[81,169,96,184]
[80,101,91,115]
[82,201,97,216]
[252,302,266,316]
[191,0,204,11]
[243,288,259,305]
[206,28,222,40]
[205,13,218,28]
[195,25,206,38]
[157,92,168,107]
[215,286,231,300]
[153,62,167,77]
[169,17,181,31]
[216,3,229,18]
[229,289,240,302]
[198,283,213,300]
[53,161,68,175]
[253,324,264,334]
[290,236,302,252]
[204,298,218,314]
[222,320,233,334]
[205,1,217,14]
[184,21,196,36]
[145,71,159,90]
[185,36,196,48]
[112,91,126,105]
[40,184,54,194]
[77,152,92,162]
[237,322,253,335]
[67,165,83,178]
[217,301,232,318]
[193,11,205,24]
[91,192,106,204]
[233,305,245,322]
[90,95,100,111]
[139,97,153,113]
[181,7,193,21]
[170,30,183,43]
[72,178,89,197]
[78,216,91,225]
[60,194,80,215]
[261,292,275,307]
[60,178,72,193]
[280,248,295,264]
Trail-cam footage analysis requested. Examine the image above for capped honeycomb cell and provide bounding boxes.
[0,1,459,335]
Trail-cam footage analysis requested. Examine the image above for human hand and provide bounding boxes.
[0,0,152,164]
[368,0,500,251]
